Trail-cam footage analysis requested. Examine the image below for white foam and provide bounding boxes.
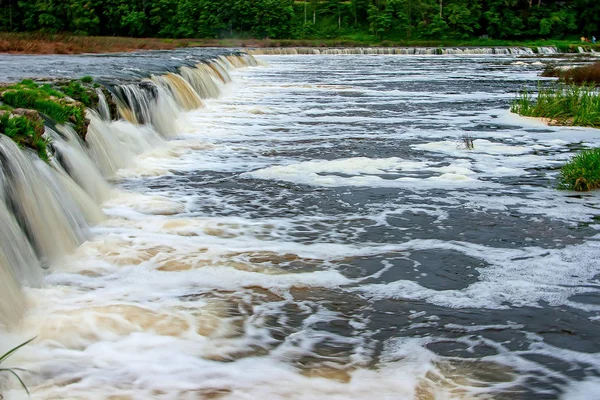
[245,157,491,189]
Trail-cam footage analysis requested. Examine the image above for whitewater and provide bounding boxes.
[0,50,599,400]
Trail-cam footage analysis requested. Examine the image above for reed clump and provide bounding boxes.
[511,84,600,128]
[558,148,600,191]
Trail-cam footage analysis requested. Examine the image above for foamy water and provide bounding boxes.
[1,53,600,399]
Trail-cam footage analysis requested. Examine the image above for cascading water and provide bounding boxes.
[0,135,88,264]
[152,73,204,110]
[0,53,257,333]
[96,88,112,121]
[52,125,111,204]
[180,64,224,99]
[248,46,553,56]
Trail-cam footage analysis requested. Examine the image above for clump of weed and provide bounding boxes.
[59,80,98,108]
[562,62,600,85]
[80,76,93,83]
[540,64,561,78]
[558,148,600,191]
[0,112,48,160]
[461,134,475,150]
[511,84,600,127]
[0,79,88,138]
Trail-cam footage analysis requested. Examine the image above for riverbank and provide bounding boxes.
[1,32,599,55]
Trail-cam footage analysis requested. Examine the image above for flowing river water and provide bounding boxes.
[1,50,600,399]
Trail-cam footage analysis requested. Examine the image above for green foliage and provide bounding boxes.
[558,148,600,191]
[0,79,87,137]
[81,76,93,83]
[0,0,597,41]
[60,80,98,108]
[511,84,600,128]
[0,337,36,397]
[0,112,48,160]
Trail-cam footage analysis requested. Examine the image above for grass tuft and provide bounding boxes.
[511,84,600,127]
[460,134,475,150]
[0,80,88,138]
[558,148,600,191]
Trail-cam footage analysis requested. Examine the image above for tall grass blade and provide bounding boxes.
[0,337,36,363]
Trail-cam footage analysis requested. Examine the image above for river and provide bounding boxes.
[1,50,600,399]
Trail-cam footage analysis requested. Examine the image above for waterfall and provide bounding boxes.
[0,136,88,264]
[96,88,112,121]
[0,53,259,329]
[0,183,42,286]
[248,46,559,56]
[180,64,223,99]
[52,124,111,204]
[0,256,25,328]
[86,111,163,178]
[152,73,204,110]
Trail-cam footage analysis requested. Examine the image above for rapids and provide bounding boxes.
[0,50,599,399]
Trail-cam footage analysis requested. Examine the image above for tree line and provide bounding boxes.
[0,0,598,41]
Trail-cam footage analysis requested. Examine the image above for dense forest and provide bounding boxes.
[0,0,598,41]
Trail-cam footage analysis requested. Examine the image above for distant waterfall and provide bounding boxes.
[247,46,567,56]
[0,53,259,329]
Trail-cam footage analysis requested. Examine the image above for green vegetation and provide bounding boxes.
[512,83,600,192]
[558,148,600,191]
[0,112,48,160]
[0,337,35,397]
[543,62,600,85]
[0,0,598,42]
[511,85,600,128]
[57,80,98,108]
[0,77,103,158]
[0,79,88,137]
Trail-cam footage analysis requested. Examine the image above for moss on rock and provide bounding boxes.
[0,79,88,140]
[0,109,48,160]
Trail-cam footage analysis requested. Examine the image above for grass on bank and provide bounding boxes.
[0,112,48,160]
[512,84,600,191]
[558,148,600,191]
[0,79,88,137]
[511,84,600,127]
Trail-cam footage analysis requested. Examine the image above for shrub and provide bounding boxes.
[80,76,93,83]
[562,62,600,85]
[558,148,600,191]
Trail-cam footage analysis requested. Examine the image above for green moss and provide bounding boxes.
[558,148,600,191]
[0,113,48,161]
[1,81,88,138]
[59,80,98,108]
[81,76,93,83]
